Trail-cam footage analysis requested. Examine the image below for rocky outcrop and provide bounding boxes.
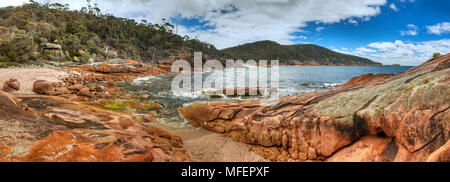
[78,63,169,76]
[179,54,450,162]
[42,43,65,60]
[0,91,190,162]
[339,73,395,87]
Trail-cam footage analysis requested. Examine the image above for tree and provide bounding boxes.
[433,52,441,59]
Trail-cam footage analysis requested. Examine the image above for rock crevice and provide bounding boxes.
[179,54,450,162]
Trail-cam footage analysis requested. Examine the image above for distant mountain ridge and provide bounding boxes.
[221,40,381,66]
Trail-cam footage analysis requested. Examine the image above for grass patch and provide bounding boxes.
[102,100,162,113]
[104,103,125,110]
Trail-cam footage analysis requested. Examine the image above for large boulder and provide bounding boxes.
[2,78,21,92]
[32,80,54,95]
[32,80,69,95]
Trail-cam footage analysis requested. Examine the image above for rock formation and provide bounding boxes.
[2,78,20,92]
[0,90,190,162]
[179,54,450,162]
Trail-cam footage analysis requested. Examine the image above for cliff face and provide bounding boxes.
[221,40,381,65]
[179,54,450,162]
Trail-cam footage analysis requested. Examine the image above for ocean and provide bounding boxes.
[115,66,412,130]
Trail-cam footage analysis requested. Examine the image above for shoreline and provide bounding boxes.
[1,55,448,162]
[0,63,267,162]
[178,54,450,162]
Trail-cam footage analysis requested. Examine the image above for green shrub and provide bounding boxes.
[433,52,442,59]
[44,50,52,56]
[421,78,430,85]
[404,84,414,91]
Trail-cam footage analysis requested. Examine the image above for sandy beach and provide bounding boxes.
[0,68,69,94]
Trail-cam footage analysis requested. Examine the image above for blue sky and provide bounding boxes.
[1,0,449,65]
[168,0,450,65]
[295,0,449,51]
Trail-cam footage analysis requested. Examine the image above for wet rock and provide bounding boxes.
[222,87,275,96]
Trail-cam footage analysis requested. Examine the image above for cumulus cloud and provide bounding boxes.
[315,27,325,32]
[389,3,398,11]
[338,39,450,65]
[400,24,418,36]
[22,0,387,49]
[426,22,450,35]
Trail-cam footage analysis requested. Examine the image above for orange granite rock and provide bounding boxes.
[179,54,450,162]
[0,93,190,162]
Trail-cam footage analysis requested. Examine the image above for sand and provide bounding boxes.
[184,133,266,162]
[0,68,69,94]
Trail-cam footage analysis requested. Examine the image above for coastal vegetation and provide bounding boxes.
[0,1,384,68]
[222,40,381,65]
[0,0,223,66]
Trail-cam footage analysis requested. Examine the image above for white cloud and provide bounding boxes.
[0,0,28,7]
[315,27,325,32]
[426,22,450,35]
[348,19,358,25]
[339,39,450,66]
[400,24,418,36]
[26,0,387,49]
[389,3,398,11]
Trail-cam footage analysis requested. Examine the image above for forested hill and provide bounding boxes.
[221,40,381,65]
[0,1,224,67]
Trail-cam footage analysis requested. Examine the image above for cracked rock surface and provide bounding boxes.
[0,92,190,162]
[179,54,450,162]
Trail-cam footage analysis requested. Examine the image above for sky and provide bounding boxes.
[1,0,449,65]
